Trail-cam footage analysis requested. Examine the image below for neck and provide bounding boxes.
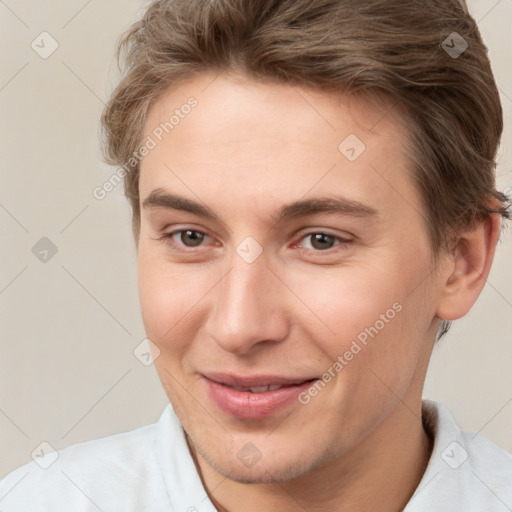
[191,398,434,512]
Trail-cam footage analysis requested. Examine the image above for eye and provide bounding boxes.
[298,232,351,251]
[165,229,211,248]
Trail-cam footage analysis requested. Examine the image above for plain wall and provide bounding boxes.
[1,0,511,478]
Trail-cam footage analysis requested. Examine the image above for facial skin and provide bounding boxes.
[136,72,500,511]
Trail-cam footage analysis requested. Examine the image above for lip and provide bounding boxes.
[202,372,318,419]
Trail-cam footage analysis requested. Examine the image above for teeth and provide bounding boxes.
[249,386,270,393]
[231,384,284,393]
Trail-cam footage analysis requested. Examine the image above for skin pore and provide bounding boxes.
[136,72,500,511]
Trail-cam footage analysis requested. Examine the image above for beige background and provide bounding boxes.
[1,0,511,478]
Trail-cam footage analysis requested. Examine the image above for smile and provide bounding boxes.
[201,373,318,419]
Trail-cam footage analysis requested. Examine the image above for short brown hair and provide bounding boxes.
[101,0,510,249]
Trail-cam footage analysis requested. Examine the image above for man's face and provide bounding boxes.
[137,73,442,483]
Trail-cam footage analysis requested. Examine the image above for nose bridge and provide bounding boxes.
[207,247,288,353]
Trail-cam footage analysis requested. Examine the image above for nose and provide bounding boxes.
[205,248,290,355]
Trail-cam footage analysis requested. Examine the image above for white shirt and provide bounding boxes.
[1,399,511,511]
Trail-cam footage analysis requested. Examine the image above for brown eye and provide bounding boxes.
[307,233,337,250]
[160,227,217,253]
[178,230,206,247]
[297,231,353,253]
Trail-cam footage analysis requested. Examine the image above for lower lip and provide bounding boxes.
[203,377,316,419]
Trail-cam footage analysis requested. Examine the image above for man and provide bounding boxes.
[1,0,511,510]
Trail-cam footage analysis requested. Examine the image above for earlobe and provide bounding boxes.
[436,213,502,322]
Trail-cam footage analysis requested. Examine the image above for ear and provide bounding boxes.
[436,212,502,322]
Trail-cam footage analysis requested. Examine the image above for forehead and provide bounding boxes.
[139,72,421,223]
[143,72,408,151]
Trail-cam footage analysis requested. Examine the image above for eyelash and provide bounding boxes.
[159,229,353,254]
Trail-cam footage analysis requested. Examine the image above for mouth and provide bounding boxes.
[201,372,318,419]
[229,383,303,393]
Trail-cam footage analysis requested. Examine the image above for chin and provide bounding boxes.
[191,433,333,485]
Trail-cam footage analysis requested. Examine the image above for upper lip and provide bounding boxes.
[202,372,317,388]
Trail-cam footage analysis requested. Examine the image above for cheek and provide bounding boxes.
[137,249,212,348]
[287,264,406,347]
[288,254,432,384]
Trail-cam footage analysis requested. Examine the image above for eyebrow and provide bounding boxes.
[142,188,379,224]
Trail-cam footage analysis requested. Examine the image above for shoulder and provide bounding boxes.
[406,400,512,512]
[431,399,512,484]
[462,426,512,494]
[0,409,171,511]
